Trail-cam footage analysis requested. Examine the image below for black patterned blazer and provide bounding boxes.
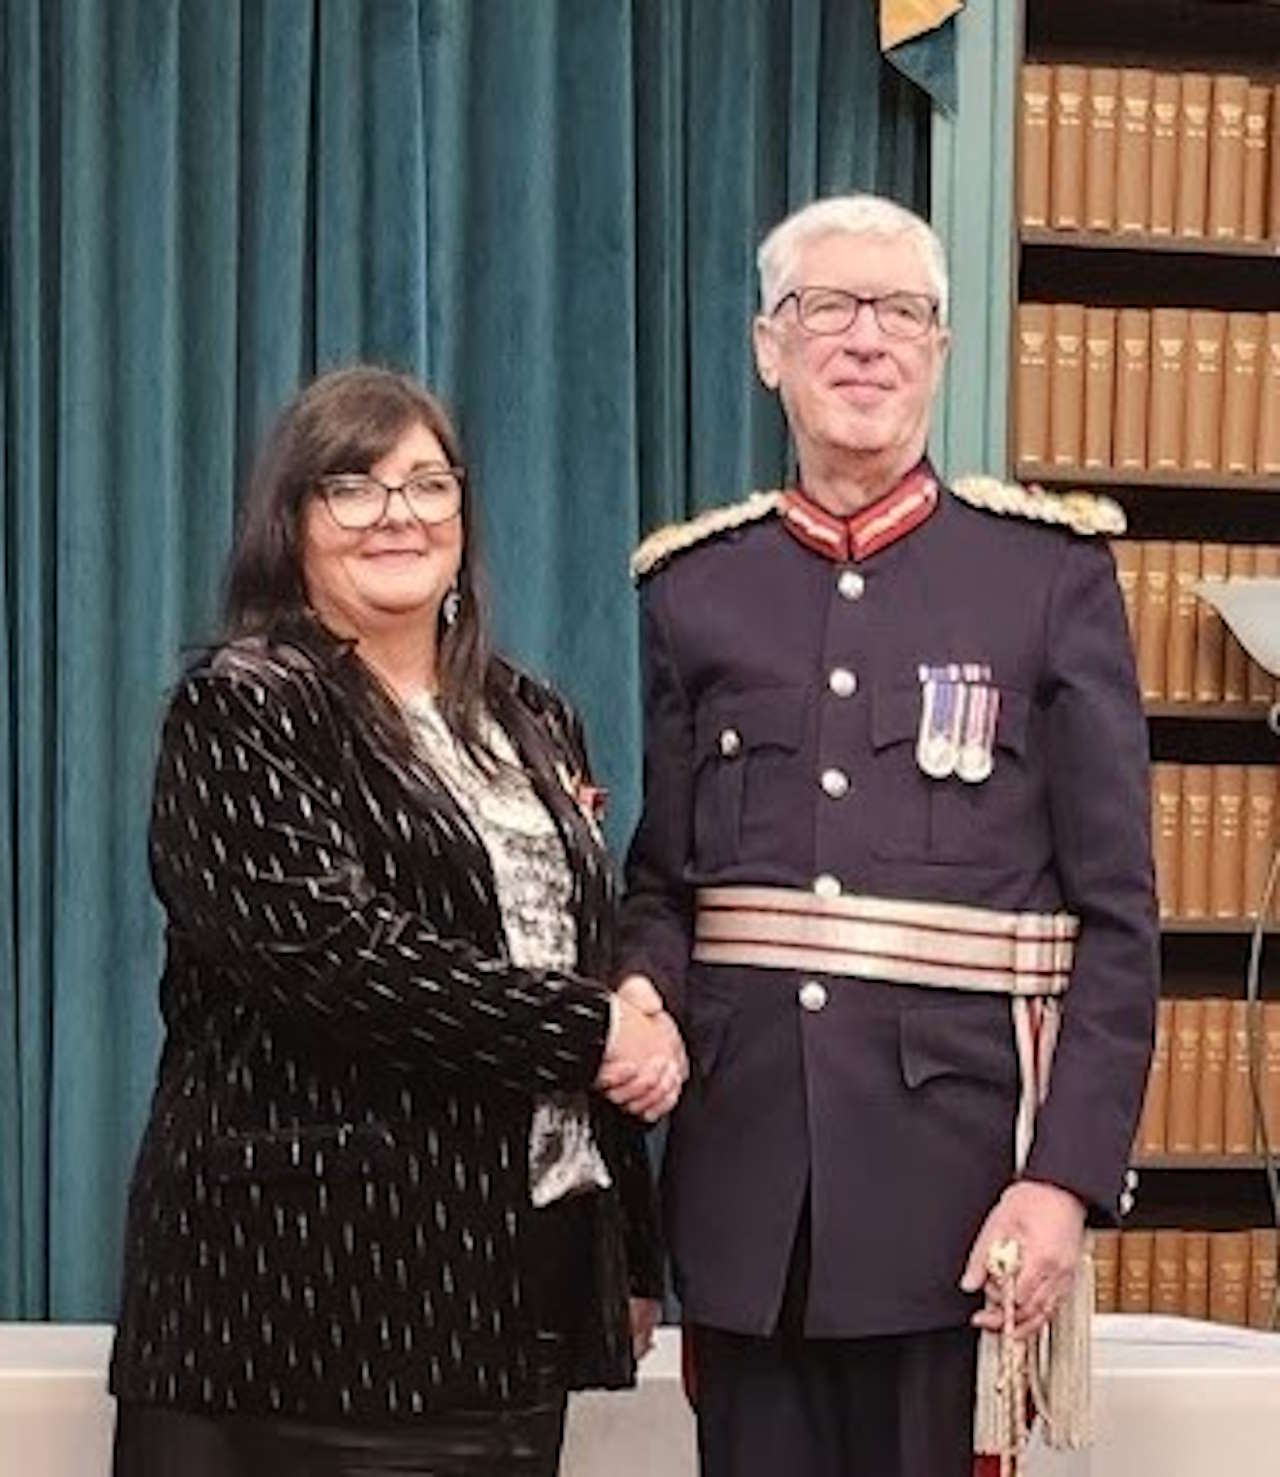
[109,615,661,1424]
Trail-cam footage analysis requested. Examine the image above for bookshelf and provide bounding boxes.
[1015,0,1280,1329]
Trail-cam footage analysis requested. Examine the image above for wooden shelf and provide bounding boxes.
[1162,919,1279,935]
[1021,227,1280,261]
[1146,702,1275,721]
[1132,1155,1272,1172]
[1016,465,1280,496]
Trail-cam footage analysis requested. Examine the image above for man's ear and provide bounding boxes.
[753,315,782,391]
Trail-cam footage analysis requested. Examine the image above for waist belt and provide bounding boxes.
[692,885,1079,997]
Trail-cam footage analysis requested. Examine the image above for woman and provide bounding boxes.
[109,366,683,1475]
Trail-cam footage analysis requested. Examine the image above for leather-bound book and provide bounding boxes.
[1015,303,1053,468]
[1258,313,1280,475]
[1223,999,1255,1156]
[1265,1001,1280,1151]
[1136,540,1172,700]
[1222,313,1265,474]
[1210,765,1246,919]
[1019,64,1054,228]
[1193,544,1228,702]
[1243,764,1277,920]
[1222,546,1256,702]
[1085,68,1120,230]
[1150,73,1180,235]
[1167,997,1205,1151]
[1137,996,1174,1153]
[1119,1230,1154,1312]
[1179,769,1213,919]
[1093,1229,1121,1314]
[1248,1229,1278,1331]
[1184,1231,1210,1318]
[1115,68,1152,232]
[1243,85,1271,241]
[1151,765,1182,920]
[1049,303,1085,466]
[1167,542,1201,702]
[1151,1229,1185,1315]
[1083,306,1116,467]
[1149,307,1189,470]
[1112,539,1142,644]
[1196,996,1230,1152]
[1209,1231,1251,1326]
[1185,310,1225,472]
[1114,309,1151,469]
[1051,65,1088,229]
[1207,75,1248,239]
[1248,548,1278,702]
[1176,73,1212,237]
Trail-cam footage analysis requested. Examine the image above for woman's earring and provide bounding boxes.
[442,586,461,627]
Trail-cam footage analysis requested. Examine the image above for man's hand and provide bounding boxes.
[594,975,688,1122]
[960,1179,1086,1340]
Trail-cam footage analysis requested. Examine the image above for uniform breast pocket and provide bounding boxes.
[692,687,807,869]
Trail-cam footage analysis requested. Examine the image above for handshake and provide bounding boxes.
[594,975,688,1122]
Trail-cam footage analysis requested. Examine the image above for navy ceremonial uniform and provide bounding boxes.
[618,467,1158,1476]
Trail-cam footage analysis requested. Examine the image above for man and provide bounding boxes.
[608,196,1158,1476]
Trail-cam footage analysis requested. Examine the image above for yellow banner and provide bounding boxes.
[880,0,964,52]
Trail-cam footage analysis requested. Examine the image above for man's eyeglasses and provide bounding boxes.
[772,287,939,341]
[315,467,465,530]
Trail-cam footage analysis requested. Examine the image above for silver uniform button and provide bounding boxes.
[798,980,829,1012]
[828,667,857,698]
[813,873,841,899]
[820,767,850,799]
[837,570,865,601]
[718,727,742,758]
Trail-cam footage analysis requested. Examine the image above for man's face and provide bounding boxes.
[753,230,950,473]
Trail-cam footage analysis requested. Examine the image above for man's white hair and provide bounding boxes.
[756,194,950,326]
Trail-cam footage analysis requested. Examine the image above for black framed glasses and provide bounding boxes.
[315,466,465,530]
[773,286,939,341]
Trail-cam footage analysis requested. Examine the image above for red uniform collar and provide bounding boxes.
[780,463,939,563]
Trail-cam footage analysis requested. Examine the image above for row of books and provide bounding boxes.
[1019,65,1280,242]
[1150,764,1278,922]
[1134,998,1280,1158]
[1015,304,1280,477]
[1112,540,1279,704]
[1094,1227,1277,1328]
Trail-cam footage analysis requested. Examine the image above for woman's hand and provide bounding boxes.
[629,1296,661,1362]
[595,976,688,1121]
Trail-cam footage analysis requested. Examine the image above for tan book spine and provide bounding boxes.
[1049,302,1085,467]
[1052,65,1088,229]
[1243,765,1277,921]
[1167,997,1204,1151]
[1179,769,1214,919]
[1176,73,1212,237]
[1112,539,1142,645]
[1015,304,1053,468]
[1149,307,1189,470]
[1210,765,1247,919]
[1209,1230,1251,1326]
[1167,542,1201,702]
[1272,84,1280,240]
[1085,68,1120,230]
[1193,544,1228,702]
[1207,75,1249,239]
[1223,999,1255,1155]
[1265,1001,1280,1152]
[1093,1228,1121,1314]
[1184,309,1226,472]
[1258,314,1280,474]
[1222,547,1256,702]
[1114,309,1151,469]
[1136,540,1172,700]
[1020,64,1054,228]
[1138,996,1174,1153]
[1222,313,1265,474]
[1151,1229,1185,1315]
[1248,548,1279,702]
[1115,69,1153,232]
[1150,74,1180,235]
[1196,996,1230,1151]
[1119,1229,1154,1312]
[1151,766,1182,920]
[1243,85,1271,242]
[1083,306,1117,468]
[1184,1230,1210,1317]
[1248,1228,1278,1331]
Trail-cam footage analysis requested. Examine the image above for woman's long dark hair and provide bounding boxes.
[224,365,498,757]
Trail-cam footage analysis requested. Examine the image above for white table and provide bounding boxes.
[3,1318,1279,1477]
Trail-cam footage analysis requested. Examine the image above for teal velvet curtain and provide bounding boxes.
[1,0,931,1319]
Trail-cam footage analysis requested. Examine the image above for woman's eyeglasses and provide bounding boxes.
[315,467,465,530]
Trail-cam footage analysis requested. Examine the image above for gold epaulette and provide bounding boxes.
[950,475,1126,538]
[630,491,784,581]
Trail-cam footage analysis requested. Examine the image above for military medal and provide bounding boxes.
[956,664,999,784]
[916,664,962,778]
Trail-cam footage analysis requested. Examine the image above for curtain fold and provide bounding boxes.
[2,0,931,1319]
